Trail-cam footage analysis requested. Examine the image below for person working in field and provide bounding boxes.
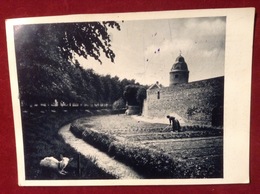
[166,115,181,132]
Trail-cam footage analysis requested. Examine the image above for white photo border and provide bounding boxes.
[6,7,255,186]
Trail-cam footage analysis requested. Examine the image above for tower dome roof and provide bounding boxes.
[175,55,185,62]
[170,54,189,71]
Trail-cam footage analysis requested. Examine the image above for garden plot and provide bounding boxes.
[70,114,223,178]
[75,115,171,134]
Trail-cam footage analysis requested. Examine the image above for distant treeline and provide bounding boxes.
[18,60,143,108]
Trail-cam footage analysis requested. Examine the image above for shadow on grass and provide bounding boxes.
[21,111,116,180]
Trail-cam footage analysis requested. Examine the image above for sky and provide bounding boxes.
[77,16,226,86]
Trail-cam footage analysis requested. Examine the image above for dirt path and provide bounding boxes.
[59,124,143,179]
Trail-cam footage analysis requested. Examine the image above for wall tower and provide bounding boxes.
[169,54,189,86]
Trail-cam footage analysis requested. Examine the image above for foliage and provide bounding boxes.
[123,85,139,106]
[60,22,120,63]
[112,98,126,110]
[15,22,120,65]
[123,84,148,107]
[14,22,127,108]
[136,86,147,109]
[17,62,139,109]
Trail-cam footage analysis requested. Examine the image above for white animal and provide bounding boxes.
[40,154,73,175]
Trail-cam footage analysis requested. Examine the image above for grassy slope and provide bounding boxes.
[22,111,115,180]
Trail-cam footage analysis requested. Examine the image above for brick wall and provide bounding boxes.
[143,76,224,126]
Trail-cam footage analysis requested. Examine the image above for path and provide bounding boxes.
[58,124,143,179]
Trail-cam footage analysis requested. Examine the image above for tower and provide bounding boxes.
[169,54,189,86]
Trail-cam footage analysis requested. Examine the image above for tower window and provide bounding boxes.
[157,91,160,99]
[175,74,179,79]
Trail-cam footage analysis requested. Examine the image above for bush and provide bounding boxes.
[81,128,116,153]
[108,141,178,178]
[112,98,126,110]
[70,120,85,138]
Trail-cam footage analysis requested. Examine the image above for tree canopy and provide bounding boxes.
[123,85,148,106]
[14,21,124,108]
[14,21,120,65]
[14,21,149,110]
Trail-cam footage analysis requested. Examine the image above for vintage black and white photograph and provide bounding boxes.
[6,8,254,186]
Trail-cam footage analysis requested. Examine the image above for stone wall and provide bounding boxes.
[143,76,224,126]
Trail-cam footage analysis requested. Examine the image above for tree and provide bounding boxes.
[110,76,122,103]
[91,72,105,105]
[112,98,126,110]
[59,22,120,63]
[136,86,147,109]
[15,22,120,65]
[14,21,120,107]
[123,85,140,106]
[123,84,148,107]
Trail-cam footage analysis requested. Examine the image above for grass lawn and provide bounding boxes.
[21,111,116,180]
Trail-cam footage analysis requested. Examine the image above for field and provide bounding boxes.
[70,114,223,178]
